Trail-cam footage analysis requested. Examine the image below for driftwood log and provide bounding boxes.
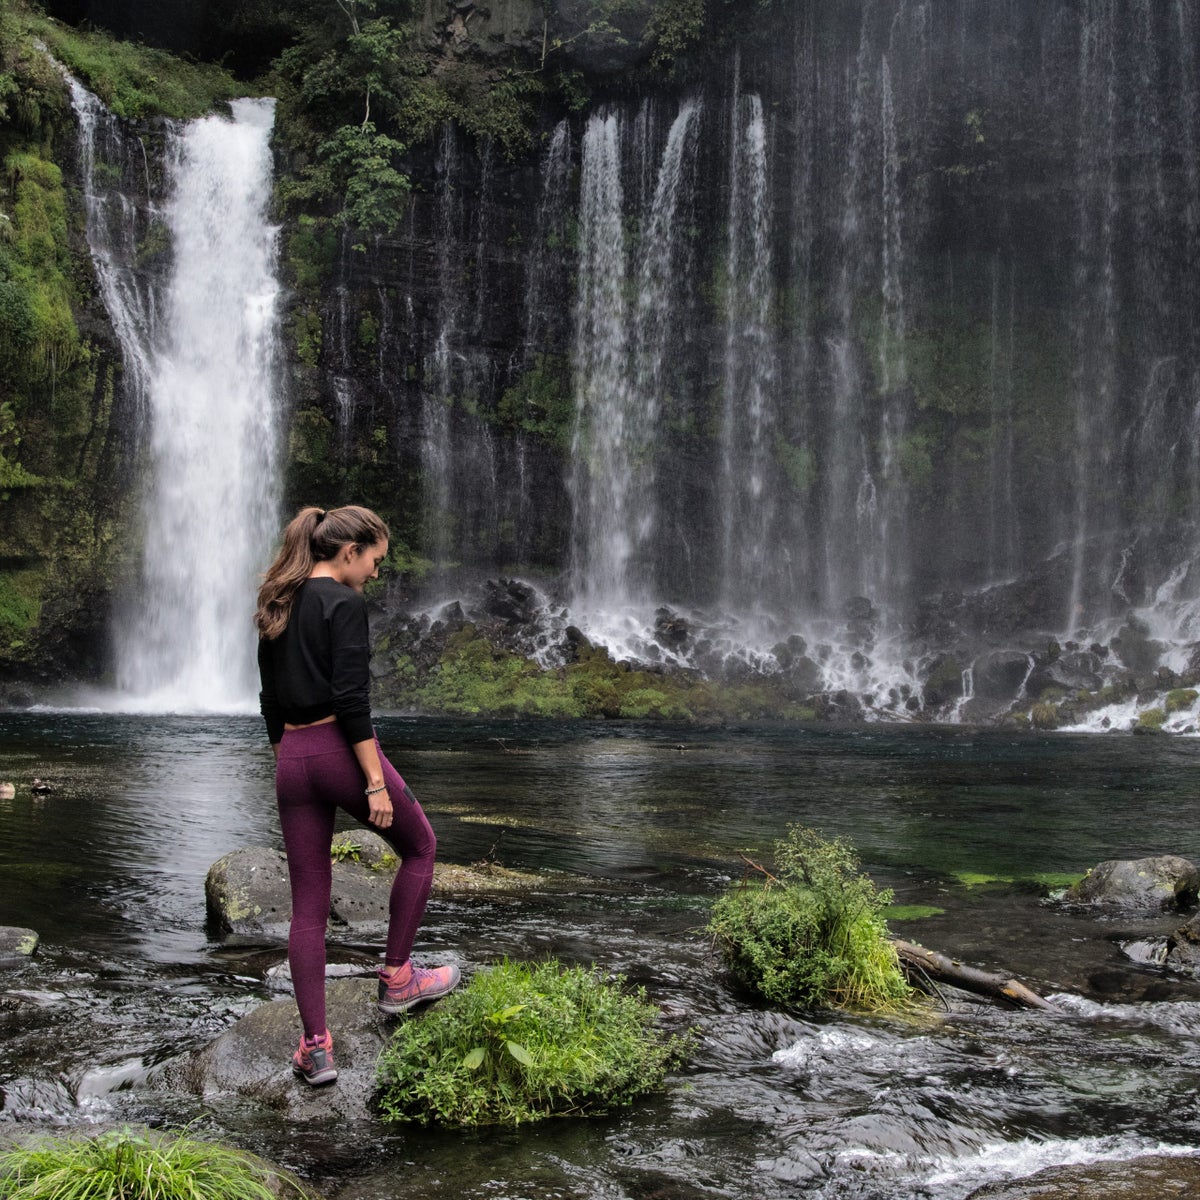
[891,938,1062,1013]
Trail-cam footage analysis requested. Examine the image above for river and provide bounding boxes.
[1,713,1199,1197]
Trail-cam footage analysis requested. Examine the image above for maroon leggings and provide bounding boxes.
[274,721,437,1037]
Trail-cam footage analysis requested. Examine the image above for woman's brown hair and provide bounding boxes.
[255,505,389,639]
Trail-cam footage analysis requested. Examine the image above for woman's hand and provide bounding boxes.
[368,788,393,829]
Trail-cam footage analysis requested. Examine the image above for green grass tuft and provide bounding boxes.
[376,959,693,1127]
[707,826,913,1012]
[0,1126,301,1200]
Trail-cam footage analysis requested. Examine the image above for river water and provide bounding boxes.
[1,713,1199,1197]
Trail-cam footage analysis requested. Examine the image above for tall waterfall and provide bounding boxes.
[718,83,775,613]
[72,87,282,709]
[569,100,702,639]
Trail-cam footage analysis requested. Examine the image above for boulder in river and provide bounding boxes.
[0,926,38,966]
[1065,855,1200,911]
[1166,911,1200,975]
[159,976,390,1122]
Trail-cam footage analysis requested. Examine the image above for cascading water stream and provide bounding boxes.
[569,109,630,613]
[71,85,282,710]
[718,82,776,614]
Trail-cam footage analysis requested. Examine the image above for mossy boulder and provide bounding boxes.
[0,926,39,967]
[1066,855,1200,911]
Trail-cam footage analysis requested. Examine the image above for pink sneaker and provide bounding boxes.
[377,960,461,1014]
[292,1029,337,1086]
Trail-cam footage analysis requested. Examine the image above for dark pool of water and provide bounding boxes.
[2,713,1199,1198]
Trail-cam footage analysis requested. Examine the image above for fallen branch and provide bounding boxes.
[891,938,1062,1013]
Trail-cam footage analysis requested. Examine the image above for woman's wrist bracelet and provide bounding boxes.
[365,783,387,796]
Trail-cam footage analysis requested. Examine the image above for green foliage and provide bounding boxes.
[708,825,912,1012]
[24,14,246,120]
[376,959,692,1126]
[285,217,339,291]
[0,569,40,650]
[496,356,575,450]
[1165,688,1198,714]
[1,150,79,380]
[318,121,411,230]
[1030,701,1060,730]
[644,0,707,70]
[0,1126,297,1200]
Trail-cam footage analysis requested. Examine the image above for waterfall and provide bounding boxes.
[570,100,701,626]
[423,124,462,567]
[719,82,776,613]
[873,54,908,611]
[823,10,877,610]
[523,119,572,361]
[1066,0,1119,635]
[987,256,1017,582]
[570,110,631,611]
[71,87,283,709]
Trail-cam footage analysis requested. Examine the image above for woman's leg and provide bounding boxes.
[275,741,336,1039]
[307,737,438,967]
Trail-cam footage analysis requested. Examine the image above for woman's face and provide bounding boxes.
[337,538,388,592]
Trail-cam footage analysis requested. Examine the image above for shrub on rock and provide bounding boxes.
[707,825,912,1012]
[376,960,691,1126]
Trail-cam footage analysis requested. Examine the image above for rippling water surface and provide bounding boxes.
[1,714,1199,1197]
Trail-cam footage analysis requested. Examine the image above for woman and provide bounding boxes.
[256,504,459,1086]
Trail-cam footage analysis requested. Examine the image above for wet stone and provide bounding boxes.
[966,1153,1200,1199]
[1066,855,1200,912]
[0,927,38,966]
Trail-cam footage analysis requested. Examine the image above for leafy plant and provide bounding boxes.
[0,1126,300,1200]
[708,826,912,1012]
[376,959,693,1126]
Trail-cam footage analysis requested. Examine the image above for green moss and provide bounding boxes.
[25,14,246,119]
[1136,707,1168,731]
[884,904,945,921]
[1165,688,1198,714]
[1030,702,1060,730]
[0,568,41,649]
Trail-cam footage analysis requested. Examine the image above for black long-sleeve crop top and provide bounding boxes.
[257,577,374,746]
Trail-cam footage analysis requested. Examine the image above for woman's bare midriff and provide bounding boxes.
[283,715,338,731]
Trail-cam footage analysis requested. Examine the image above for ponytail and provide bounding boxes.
[255,504,389,639]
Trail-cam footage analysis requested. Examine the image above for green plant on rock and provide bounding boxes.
[1165,688,1198,714]
[708,825,912,1012]
[1136,707,1168,731]
[1030,702,1059,730]
[23,12,245,120]
[376,959,692,1126]
[0,1126,299,1200]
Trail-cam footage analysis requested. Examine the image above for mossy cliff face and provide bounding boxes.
[0,9,126,684]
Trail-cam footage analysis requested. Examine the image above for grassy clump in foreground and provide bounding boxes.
[0,1126,301,1200]
[708,825,913,1012]
[376,960,693,1127]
